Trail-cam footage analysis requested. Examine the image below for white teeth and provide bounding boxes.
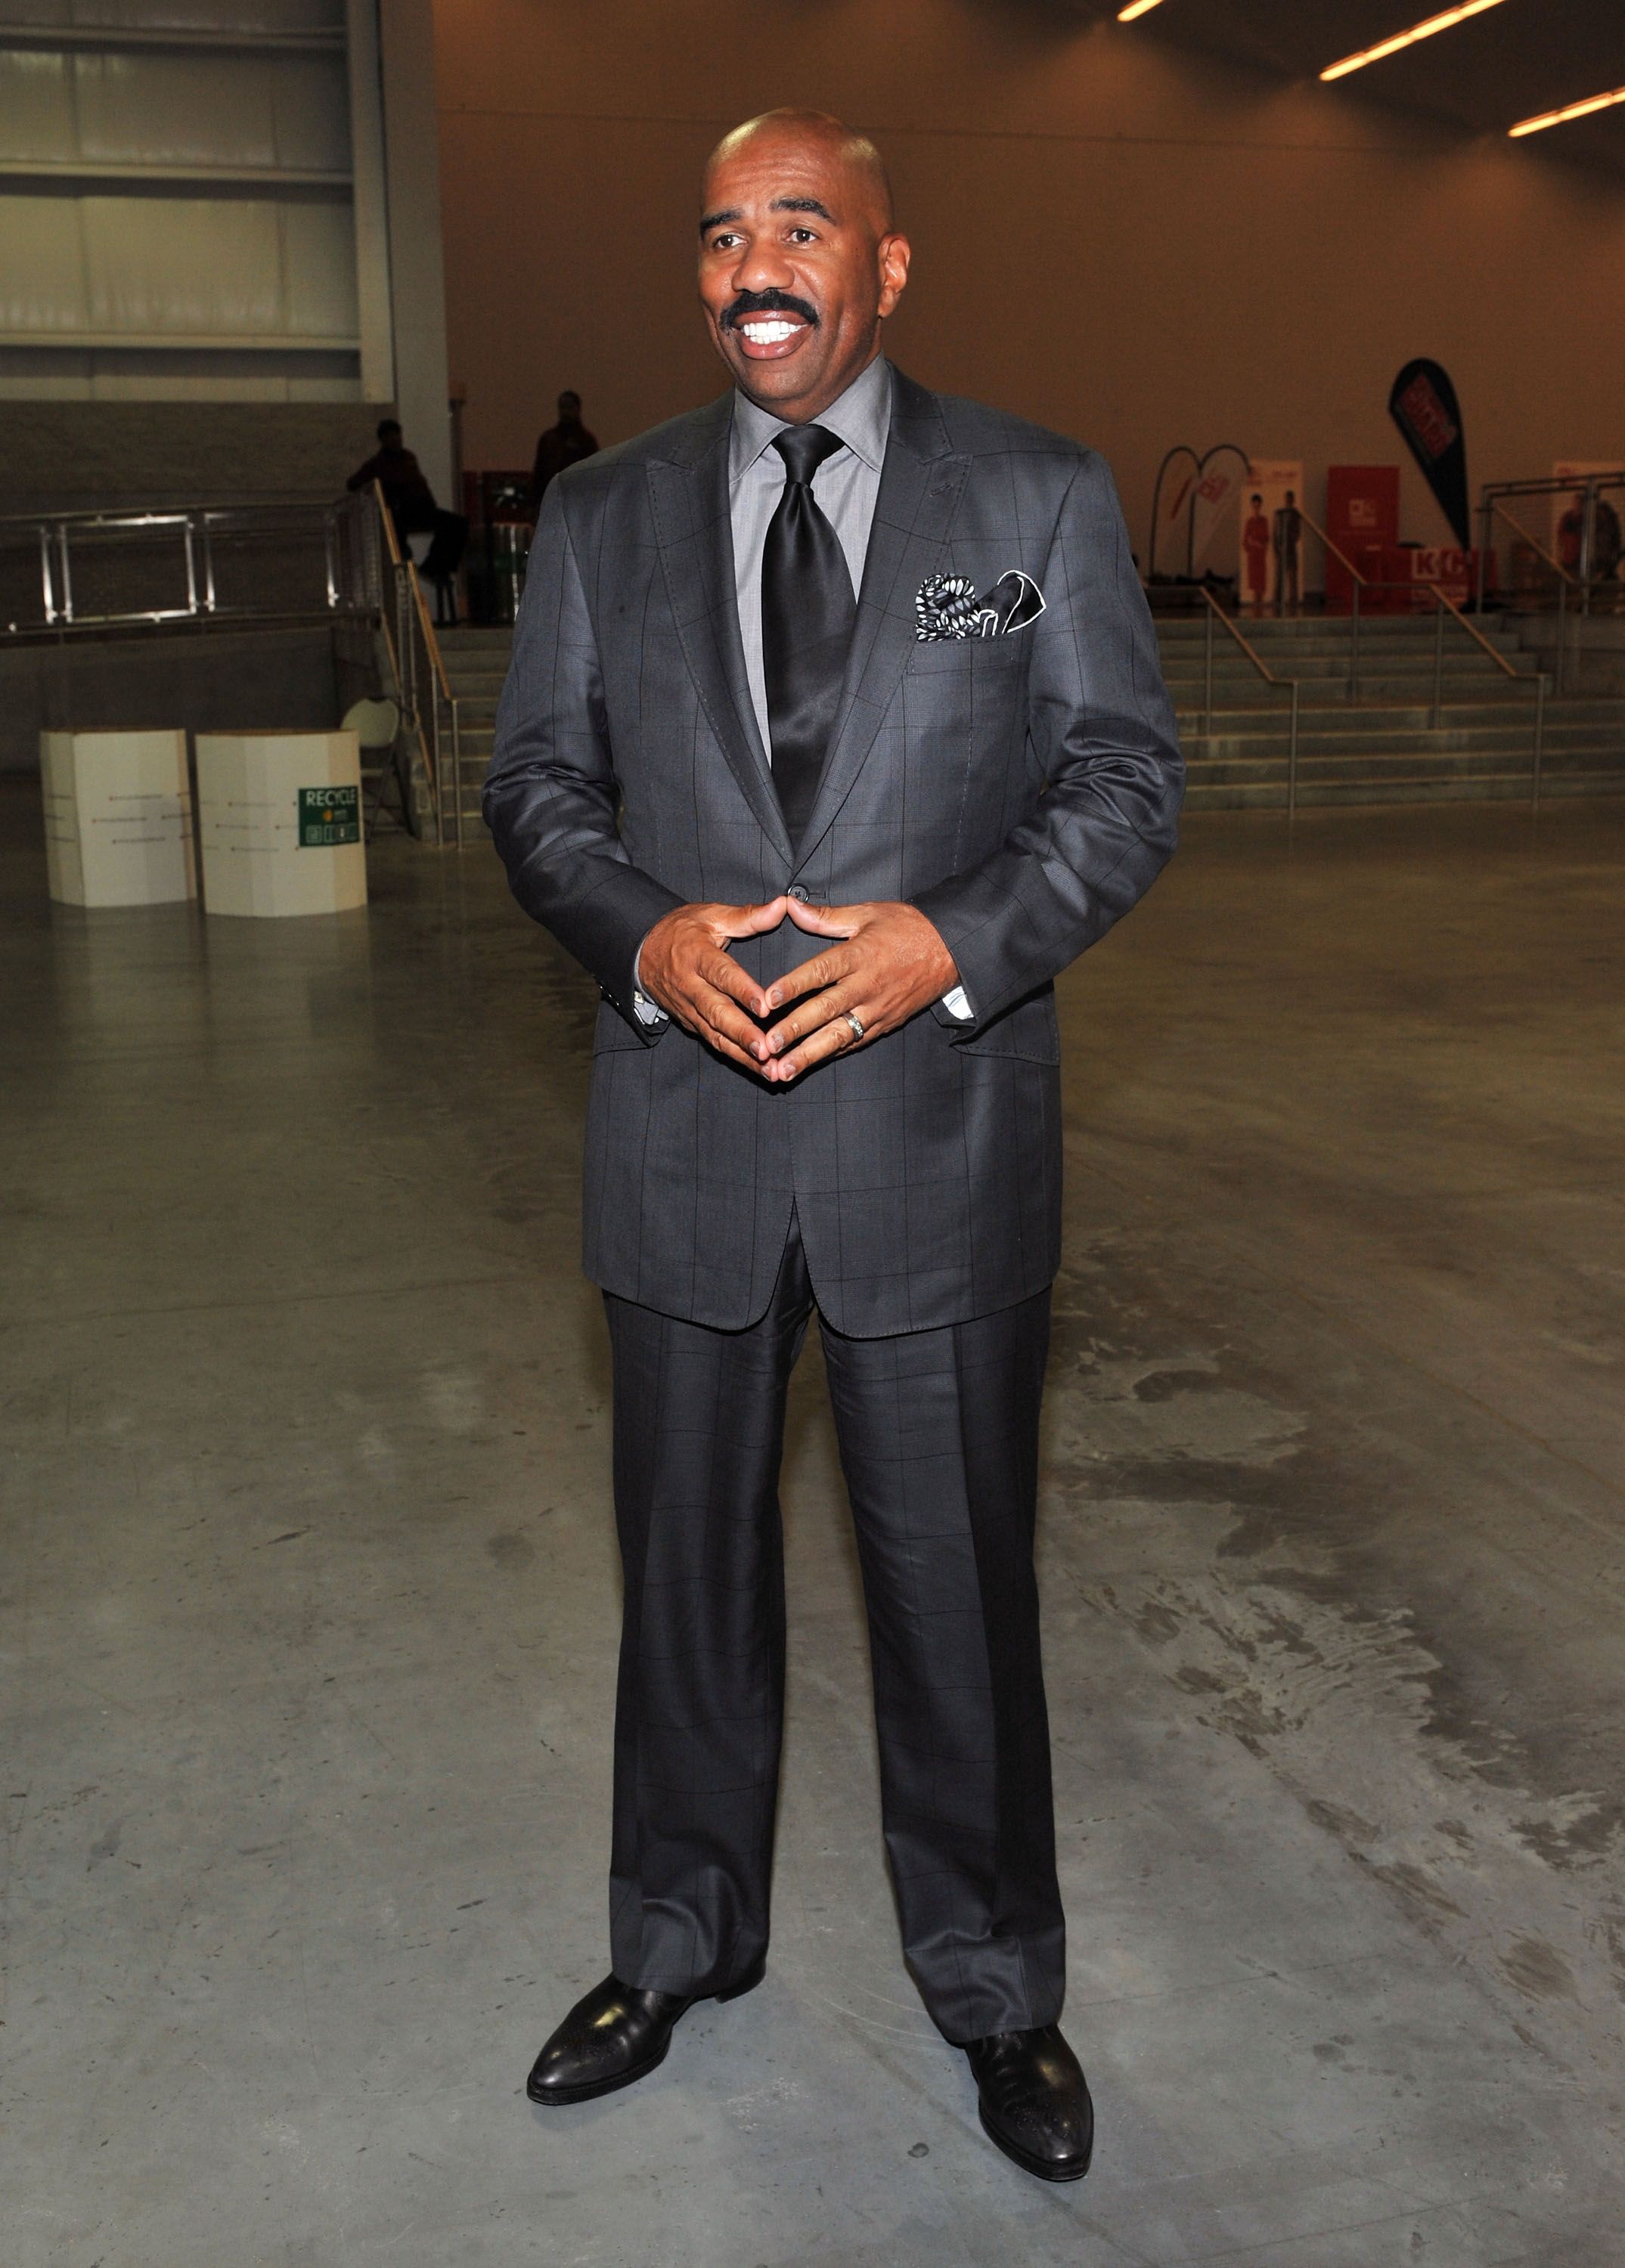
[740,319,799,343]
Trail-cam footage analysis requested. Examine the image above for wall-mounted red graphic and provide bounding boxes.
[1325,466,1400,613]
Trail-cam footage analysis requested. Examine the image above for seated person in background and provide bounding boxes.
[348,418,467,594]
[528,391,599,516]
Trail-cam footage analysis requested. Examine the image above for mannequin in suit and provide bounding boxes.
[483,110,1183,2183]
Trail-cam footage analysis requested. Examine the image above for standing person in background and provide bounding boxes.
[1242,491,1270,615]
[528,391,600,515]
[1273,488,1301,615]
[346,418,468,616]
[485,107,1182,2186]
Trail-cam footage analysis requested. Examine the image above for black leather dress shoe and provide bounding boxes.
[526,1960,765,2106]
[965,2025,1093,2182]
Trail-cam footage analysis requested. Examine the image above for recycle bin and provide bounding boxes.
[40,730,196,907]
[195,730,367,917]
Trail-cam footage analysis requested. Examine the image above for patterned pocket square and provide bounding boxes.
[914,569,1046,642]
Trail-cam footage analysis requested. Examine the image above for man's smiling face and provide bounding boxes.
[697,115,910,423]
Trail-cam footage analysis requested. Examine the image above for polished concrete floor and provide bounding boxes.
[4,780,1623,2267]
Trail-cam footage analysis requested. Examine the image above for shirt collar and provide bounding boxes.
[729,354,892,488]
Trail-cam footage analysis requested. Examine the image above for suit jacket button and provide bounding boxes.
[788,884,809,902]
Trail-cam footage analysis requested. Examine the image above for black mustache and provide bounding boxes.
[721,290,818,330]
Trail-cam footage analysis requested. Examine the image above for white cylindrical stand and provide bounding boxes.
[40,730,196,907]
[195,731,367,917]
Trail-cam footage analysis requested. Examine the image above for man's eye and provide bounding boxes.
[789,228,817,243]
[710,233,740,251]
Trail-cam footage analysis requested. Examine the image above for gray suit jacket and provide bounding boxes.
[482,370,1183,1336]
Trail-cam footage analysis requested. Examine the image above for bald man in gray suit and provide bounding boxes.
[483,108,1182,2183]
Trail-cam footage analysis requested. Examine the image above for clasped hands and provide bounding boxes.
[637,894,960,1082]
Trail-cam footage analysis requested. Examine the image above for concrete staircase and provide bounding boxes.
[1164,613,1625,809]
[438,627,514,837]
[438,613,1625,835]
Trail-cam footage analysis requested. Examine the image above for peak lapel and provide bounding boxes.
[647,400,792,865]
[794,376,969,869]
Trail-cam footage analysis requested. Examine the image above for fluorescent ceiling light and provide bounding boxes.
[1320,0,1509,83]
[1509,83,1625,137]
[1117,1,1165,20]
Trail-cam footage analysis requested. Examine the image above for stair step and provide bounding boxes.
[1183,753,1624,787]
[423,612,1623,825]
[1183,773,1625,810]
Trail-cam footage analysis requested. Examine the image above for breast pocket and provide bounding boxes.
[906,634,1028,677]
[902,634,1029,758]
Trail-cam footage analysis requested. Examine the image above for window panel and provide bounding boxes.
[66,50,349,172]
[83,194,283,332]
[270,55,348,170]
[0,48,76,163]
[281,194,354,334]
[0,0,365,397]
[0,196,91,328]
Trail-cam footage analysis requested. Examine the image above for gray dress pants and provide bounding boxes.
[602,1216,1064,2045]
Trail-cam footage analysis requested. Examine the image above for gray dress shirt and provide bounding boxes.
[729,351,891,750]
[635,353,969,1020]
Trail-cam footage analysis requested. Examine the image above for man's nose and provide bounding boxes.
[730,237,795,296]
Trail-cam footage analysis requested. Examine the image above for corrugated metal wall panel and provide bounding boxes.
[0,195,89,327]
[281,197,355,334]
[0,194,358,339]
[0,0,364,394]
[67,51,350,172]
[86,194,284,331]
[0,49,76,161]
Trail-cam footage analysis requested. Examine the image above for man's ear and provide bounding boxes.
[878,232,911,319]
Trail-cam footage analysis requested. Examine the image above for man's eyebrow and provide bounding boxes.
[699,207,740,235]
[771,196,835,220]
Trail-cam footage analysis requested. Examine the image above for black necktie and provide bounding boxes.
[761,423,857,845]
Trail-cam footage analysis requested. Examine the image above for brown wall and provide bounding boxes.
[432,0,1625,558]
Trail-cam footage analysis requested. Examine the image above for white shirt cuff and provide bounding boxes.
[631,944,668,1025]
[942,984,972,1021]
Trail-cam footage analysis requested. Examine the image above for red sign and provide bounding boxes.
[1395,373,1458,463]
[1400,546,1480,607]
[1326,466,1400,613]
[1355,546,1491,613]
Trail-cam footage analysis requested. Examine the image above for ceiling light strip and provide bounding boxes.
[1116,1,1165,21]
[1509,84,1625,138]
[1320,0,1509,83]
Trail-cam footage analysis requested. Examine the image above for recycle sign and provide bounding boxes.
[296,785,360,847]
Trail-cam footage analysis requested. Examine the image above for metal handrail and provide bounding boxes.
[1289,503,1367,701]
[1290,503,1366,590]
[1419,578,1549,809]
[1478,473,1624,620]
[1477,498,1588,692]
[1480,472,1625,503]
[370,482,461,848]
[7,499,367,638]
[1422,579,1521,680]
[1481,502,1577,592]
[1198,586,1303,819]
[0,499,344,531]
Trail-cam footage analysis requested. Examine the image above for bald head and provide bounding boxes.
[704,109,895,234]
[697,109,910,422]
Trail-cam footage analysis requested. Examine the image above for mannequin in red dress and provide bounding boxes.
[1242,495,1270,615]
